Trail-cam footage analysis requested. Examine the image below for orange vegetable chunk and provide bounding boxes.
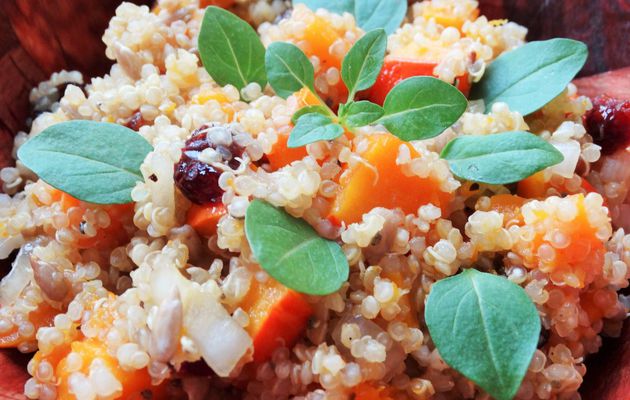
[187,202,227,237]
[329,134,452,225]
[0,303,57,348]
[240,277,312,363]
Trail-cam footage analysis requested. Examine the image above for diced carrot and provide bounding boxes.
[295,87,323,108]
[516,171,548,198]
[49,189,134,250]
[199,0,236,9]
[0,303,57,348]
[265,88,322,170]
[517,172,603,204]
[352,383,397,400]
[187,203,227,237]
[488,194,527,226]
[240,277,312,363]
[191,91,235,121]
[302,16,349,107]
[266,134,309,170]
[328,134,452,226]
[303,16,342,70]
[365,57,471,106]
[514,194,606,288]
[56,340,166,400]
[420,4,479,29]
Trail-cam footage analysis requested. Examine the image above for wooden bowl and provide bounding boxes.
[0,1,629,398]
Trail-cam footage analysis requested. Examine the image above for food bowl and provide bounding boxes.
[0,0,628,398]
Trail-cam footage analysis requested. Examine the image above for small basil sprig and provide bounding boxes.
[265,29,466,146]
[198,6,267,92]
[440,131,564,184]
[295,0,407,35]
[471,38,588,115]
[425,269,541,400]
[380,76,468,141]
[245,199,349,295]
[265,41,316,99]
[341,28,387,100]
[17,120,152,204]
[288,114,344,148]
[339,101,384,128]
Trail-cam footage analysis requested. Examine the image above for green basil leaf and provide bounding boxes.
[17,120,152,204]
[288,113,344,148]
[354,0,407,35]
[245,199,349,295]
[265,41,315,99]
[342,29,387,100]
[295,0,406,35]
[198,6,267,91]
[440,131,564,185]
[342,101,384,128]
[292,105,331,124]
[293,0,354,15]
[425,269,540,400]
[471,38,588,115]
[379,76,467,141]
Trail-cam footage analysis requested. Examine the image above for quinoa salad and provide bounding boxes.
[1,0,629,399]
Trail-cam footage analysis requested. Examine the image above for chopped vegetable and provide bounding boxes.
[52,189,134,250]
[56,340,166,400]
[513,193,608,288]
[200,0,236,7]
[517,172,601,200]
[366,57,471,106]
[351,382,397,400]
[240,277,312,362]
[488,194,527,226]
[0,303,57,348]
[266,133,309,170]
[329,133,452,225]
[186,203,227,237]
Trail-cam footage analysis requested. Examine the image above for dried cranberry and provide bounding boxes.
[125,111,149,131]
[173,124,246,205]
[585,95,630,155]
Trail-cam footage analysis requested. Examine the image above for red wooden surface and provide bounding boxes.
[478,0,630,77]
[0,1,629,399]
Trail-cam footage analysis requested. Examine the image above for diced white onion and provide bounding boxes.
[0,243,34,307]
[550,140,580,178]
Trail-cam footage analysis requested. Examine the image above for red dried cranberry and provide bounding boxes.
[125,111,149,131]
[173,125,246,205]
[585,95,630,155]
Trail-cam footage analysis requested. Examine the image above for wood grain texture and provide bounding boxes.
[478,0,630,77]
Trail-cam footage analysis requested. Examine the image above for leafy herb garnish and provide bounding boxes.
[263,29,466,146]
[198,6,267,91]
[425,269,541,400]
[265,41,316,99]
[294,0,407,35]
[18,120,152,204]
[471,38,588,115]
[288,113,344,148]
[341,28,387,100]
[380,76,468,141]
[291,105,332,124]
[245,199,349,295]
[440,131,564,184]
[339,101,384,128]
